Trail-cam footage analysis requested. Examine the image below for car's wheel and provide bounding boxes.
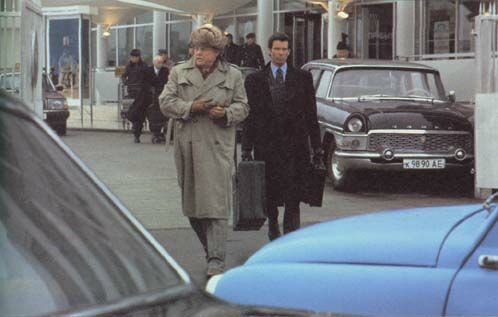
[327,141,353,191]
[56,123,67,136]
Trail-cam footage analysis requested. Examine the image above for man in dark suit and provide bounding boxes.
[223,33,240,66]
[240,32,265,69]
[144,55,169,143]
[242,32,323,240]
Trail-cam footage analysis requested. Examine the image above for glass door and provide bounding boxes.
[358,3,393,60]
[283,12,322,67]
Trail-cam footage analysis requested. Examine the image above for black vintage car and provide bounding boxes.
[0,91,327,317]
[303,59,474,191]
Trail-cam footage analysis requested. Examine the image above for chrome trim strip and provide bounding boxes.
[318,120,342,132]
[1,101,192,285]
[368,129,471,135]
[335,150,474,159]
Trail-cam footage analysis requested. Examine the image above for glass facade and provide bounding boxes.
[118,27,134,66]
[412,0,482,57]
[169,22,192,62]
[135,25,153,64]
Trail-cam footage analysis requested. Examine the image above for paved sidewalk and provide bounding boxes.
[62,130,479,285]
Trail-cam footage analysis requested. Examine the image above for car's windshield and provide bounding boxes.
[330,68,446,100]
[0,101,184,317]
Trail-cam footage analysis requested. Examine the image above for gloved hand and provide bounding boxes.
[191,98,213,113]
[241,150,253,161]
[312,147,325,170]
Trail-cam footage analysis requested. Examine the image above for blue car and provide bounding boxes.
[208,199,498,316]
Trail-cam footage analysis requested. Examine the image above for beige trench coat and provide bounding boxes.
[159,58,249,219]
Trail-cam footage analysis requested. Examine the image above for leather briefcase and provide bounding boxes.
[233,161,266,231]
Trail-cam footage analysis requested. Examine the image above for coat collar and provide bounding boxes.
[181,58,230,100]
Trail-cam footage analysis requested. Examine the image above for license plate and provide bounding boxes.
[43,113,47,120]
[403,158,445,169]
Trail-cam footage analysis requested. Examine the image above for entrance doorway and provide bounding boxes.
[359,3,393,60]
[282,12,322,67]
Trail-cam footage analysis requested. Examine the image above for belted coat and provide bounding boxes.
[159,58,249,219]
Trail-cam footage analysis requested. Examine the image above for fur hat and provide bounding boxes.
[190,24,226,52]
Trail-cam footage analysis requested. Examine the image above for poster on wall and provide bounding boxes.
[433,20,450,54]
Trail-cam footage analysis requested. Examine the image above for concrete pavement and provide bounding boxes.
[62,129,479,285]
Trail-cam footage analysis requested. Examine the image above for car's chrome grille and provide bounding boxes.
[368,133,473,153]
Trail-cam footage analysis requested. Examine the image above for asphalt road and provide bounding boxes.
[62,129,479,286]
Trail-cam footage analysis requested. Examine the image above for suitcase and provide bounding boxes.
[233,160,267,231]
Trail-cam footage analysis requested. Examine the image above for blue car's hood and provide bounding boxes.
[247,205,482,267]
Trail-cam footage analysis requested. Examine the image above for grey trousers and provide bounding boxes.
[188,218,227,269]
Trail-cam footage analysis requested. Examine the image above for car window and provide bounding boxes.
[309,68,322,89]
[316,70,332,98]
[0,103,183,316]
[330,68,445,99]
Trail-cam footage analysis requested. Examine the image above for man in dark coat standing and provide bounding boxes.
[122,49,148,143]
[240,32,265,69]
[144,55,169,143]
[242,32,323,241]
[223,33,240,65]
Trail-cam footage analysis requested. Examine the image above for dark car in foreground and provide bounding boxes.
[208,195,498,316]
[0,91,327,317]
[301,59,474,190]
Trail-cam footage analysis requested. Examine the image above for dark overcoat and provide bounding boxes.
[143,66,169,127]
[242,63,321,205]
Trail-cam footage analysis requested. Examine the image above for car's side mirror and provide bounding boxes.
[448,90,456,103]
[56,85,64,92]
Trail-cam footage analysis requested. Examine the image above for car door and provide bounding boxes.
[445,210,498,316]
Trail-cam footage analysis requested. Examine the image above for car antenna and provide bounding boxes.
[483,191,498,213]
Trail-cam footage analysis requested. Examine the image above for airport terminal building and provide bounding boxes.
[1,0,497,126]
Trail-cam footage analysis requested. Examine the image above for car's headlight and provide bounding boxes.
[46,99,65,110]
[346,117,364,132]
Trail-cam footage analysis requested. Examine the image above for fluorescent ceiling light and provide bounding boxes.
[337,11,349,19]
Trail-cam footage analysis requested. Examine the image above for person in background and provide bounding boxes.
[144,55,169,144]
[122,48,148,143]
[159,24,249,279]
[223,33,240,66]
[158,49,175,70]
[333,32,353,58]
[240,32,265,69]
[242,32,323,241]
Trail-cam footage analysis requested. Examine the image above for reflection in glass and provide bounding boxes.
[425,0,455,54]
[118,27,135,67]
[49,19,80,100]
[458,0,479,53]
[170,22,192,62]
[0,110,182,317]
[136,25,153,64]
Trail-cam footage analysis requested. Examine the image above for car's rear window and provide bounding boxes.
[0,104,183,316]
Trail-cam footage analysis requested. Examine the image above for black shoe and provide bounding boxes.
[268,223,281,241]
[134,136,140,143]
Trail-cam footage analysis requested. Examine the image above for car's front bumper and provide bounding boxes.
[335,150,473,172]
